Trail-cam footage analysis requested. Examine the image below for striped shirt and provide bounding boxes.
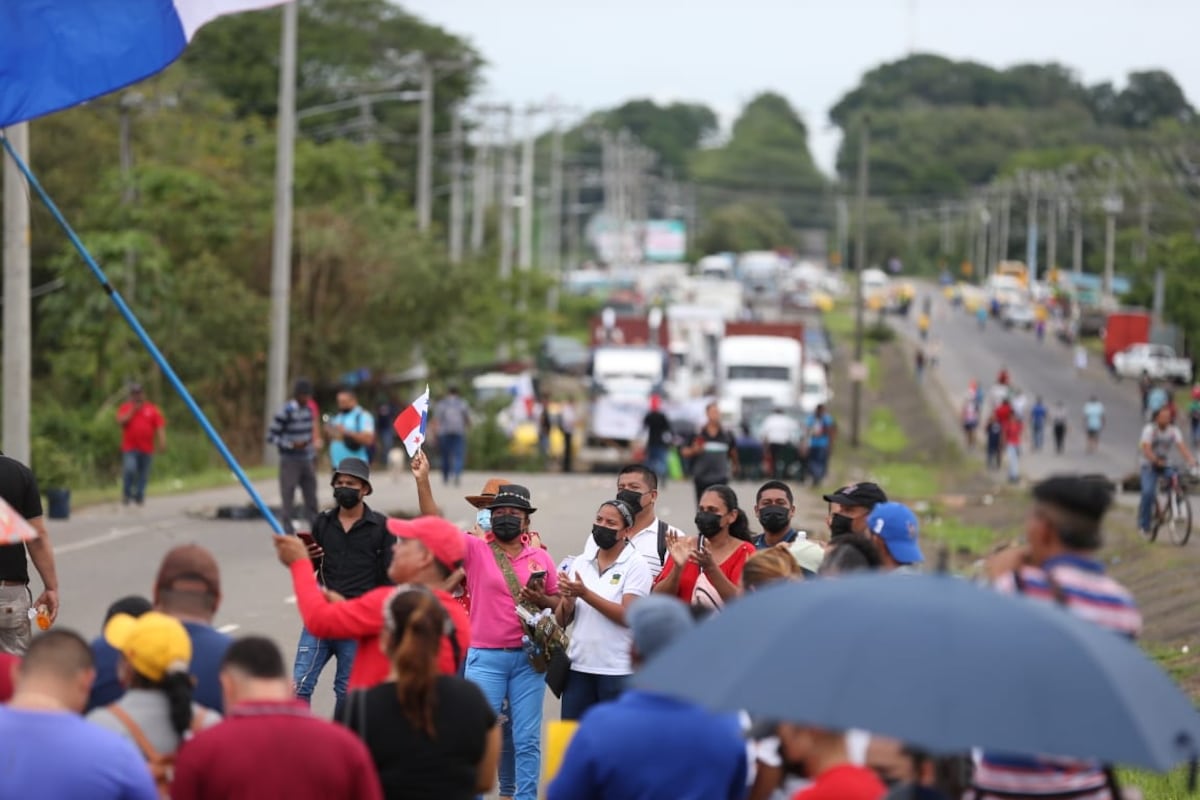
[267,399,315,459]
[973,554,1141,800]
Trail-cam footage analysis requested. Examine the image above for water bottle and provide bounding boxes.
[29,606,51,631]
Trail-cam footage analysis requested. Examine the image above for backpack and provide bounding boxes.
[105,704,207,798]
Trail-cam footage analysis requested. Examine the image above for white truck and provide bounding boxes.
[584,346,667,466]
[716,335,803,428]
[1112,343,1193,384]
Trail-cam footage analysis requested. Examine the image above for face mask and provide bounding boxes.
[758,506,791,534]
[616,489,645,515]
[829,512,854,537]
[476,509,492,533]
[591,525,619,550]
[491,514,523,542]
[333,486,360,509]
[695,511,723,538]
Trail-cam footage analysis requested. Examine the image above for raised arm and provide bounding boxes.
[410,449,442,517]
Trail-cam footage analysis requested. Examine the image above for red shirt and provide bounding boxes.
[655,540,757,602]
[117,401,165,453]
[994,402,1012,426]
[794,763,887,800]
[289,561,470,690]
[1004,417,1024,446]
[171,700,383,800]
[0,652,18,702]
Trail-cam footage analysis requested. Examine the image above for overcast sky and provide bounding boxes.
[400,0,1198,175]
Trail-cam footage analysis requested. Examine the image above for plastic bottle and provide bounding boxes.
[30,606,51,631]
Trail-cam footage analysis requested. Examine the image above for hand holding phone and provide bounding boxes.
[296,531,324,560]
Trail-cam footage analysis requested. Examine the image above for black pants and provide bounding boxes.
[561,432,573,473]
[1053,422,1066,454]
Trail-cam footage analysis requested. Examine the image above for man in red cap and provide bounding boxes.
[273,516,471,694]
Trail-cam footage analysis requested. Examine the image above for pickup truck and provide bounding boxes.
[1112,343,1193,384]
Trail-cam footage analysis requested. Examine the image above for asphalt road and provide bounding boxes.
[47,465,827,727]
[894,285,1151,485]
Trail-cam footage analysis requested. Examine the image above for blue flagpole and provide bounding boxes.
[1,133,285,535]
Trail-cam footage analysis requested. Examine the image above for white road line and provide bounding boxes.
[283,595,297,605]
[54,520,179,555]
[216,624,240,634]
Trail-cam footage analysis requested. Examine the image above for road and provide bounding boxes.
[46,466,825,729]
[893,285,1150,484]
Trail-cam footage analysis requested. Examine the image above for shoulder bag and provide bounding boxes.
[488,542,570,682]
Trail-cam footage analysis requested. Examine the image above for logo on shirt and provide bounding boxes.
[609,573,622,585]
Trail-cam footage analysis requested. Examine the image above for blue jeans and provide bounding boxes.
[646,444,669,482]
[465,647,544,800]
[1032,422,1045,450]
[1139,465,1172,533]
[293,626,357,719]
[440,432,466,482]
[1006,444,1020,483]
[806,444,829,485]
[561,669,626,720]
[121,450,154,504]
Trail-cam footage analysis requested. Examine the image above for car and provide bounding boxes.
[1112,343,1193,385]
[1002,303,1036,329]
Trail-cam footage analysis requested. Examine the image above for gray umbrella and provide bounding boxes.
[631,573,1200,771]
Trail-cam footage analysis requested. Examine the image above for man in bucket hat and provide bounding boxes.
[292,457,389,719]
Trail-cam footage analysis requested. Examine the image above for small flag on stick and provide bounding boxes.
[393,385,431,457]
[0,496,38,544]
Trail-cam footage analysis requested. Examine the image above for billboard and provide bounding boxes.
[642,220,687,262]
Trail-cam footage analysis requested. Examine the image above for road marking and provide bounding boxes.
[283,595,296,604]
[217,624,240,634]
[54,520,179,555]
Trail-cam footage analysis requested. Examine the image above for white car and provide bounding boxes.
[1112,343,1193,384]
[1002,303,1036,329]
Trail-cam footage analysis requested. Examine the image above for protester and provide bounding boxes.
[741,545,803,591]
[556,499,652,720]
[341,588,500,800]
[774,721,887,800]
[866,503,925,574]
[0,629,158,799]
[1137,406,1196,538]
[681,402,738,502]
[1003,411,1024,484]
[0,650,16,701]
[1029,396,1047,452]
[642,395,674,481]
[153,544,231,712]
[267,377,322,534]
[0,453,60,655]
[87,612,220,784]
[975,475,1141,799]
[85,595,157,712]
[984,412,1003,471]
[434,385,472,487]
[274,515,471,691]
[325,386,376,472]
[759,407,801,479]
[866,737,955,800]
[1190,385,1200,448]
[1051,400,1068,455]
[547,596,748,800]
[1082,395,1105,454]
[654,484,757,608]
[559,397,579,473]
[804,403,837,486]
[753,480,804,550]
[292,457,390,718]
[171,636,383,800]
[820,535,883,576]
[823,482,888,539]
[578,463,685,580]
[116,382,166,507]
[961,390,980,449]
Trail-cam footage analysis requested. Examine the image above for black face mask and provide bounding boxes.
[829,512,855,537]
[591,525,620,550]
[491,514,523,542]
[616,489,645,515]
[333,486,361,510]
[758,506,791,534]
[695,511,723,538]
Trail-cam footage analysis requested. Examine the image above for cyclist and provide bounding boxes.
[1138,406,1197,538]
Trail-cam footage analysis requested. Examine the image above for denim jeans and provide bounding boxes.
[646,444,669,482]
[440,432,466,482]
[560,669,626,721]
[1032,422,1045,450]
[1006,444,1020,483]
[806,445,829,486]
[1138,464,1164,533]
[293,626,357,719]
[121,450,154,504]
[465,647,545,800]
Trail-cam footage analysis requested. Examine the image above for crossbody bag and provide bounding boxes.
[488,542,569,677]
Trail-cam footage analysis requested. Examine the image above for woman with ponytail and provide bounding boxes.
[653,484,757,608]
[343,586,500,800]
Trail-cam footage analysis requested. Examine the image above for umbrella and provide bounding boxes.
[631,573,1200,771]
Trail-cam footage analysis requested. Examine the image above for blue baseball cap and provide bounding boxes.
[867,502,924,564]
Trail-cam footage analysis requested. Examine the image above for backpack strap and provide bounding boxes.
[489,541,526,606]
[657,520,669,565]
[106,704,164,763]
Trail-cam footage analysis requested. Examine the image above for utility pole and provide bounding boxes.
[996,183,1011,270]
[1072,197,1084,275]
[2,123,31,463]
[546,119,564,313]
[1102,192,1123,303]
[416,58,434,231]
[1045,185,1059,280]
[498,109,515,280]
[835,196,849,270]
[469,121,490,253]
[1025,174,1039,283]
[566,165,581,270]
[448,107,464,263]
[263,1,297,467]
[517,109,536,271]
[119,93,140,299]
[850,122,870,449]
[939,202,952,259]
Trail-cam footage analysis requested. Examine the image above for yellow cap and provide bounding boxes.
[104,611,192,683]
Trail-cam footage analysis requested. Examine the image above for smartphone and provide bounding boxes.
[295,531,315,546]
[526,568,547,590]
[697,534,706,553]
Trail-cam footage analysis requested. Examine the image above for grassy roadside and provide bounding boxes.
[68,464,277,510]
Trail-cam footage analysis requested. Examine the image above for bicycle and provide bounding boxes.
[1150,467,1193,546]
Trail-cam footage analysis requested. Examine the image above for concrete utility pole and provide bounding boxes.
[448,107,464,263]
[1102,192,1123,303]
[1072,197,1084,275]
[498,109,515,280]
[263,1,297,467]
[469,122,490,253]
[1025,174,1039,282]
[835,196,849,269]
[850,123,870,449]
[996,183,1011,269]
[517,111,536,271]
[1046,185,1059,279]
[2,123,31,464]
[939,202,952,258]
[416,58,434,231]
[566,165,581,270]
[545,119,564,314]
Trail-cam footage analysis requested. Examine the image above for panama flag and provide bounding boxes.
[0,1,288,129]
[393,385,430,458]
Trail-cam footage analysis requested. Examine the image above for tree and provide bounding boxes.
[601,100,718,177]
[1112,71,1195,129]
[695,202,793,254]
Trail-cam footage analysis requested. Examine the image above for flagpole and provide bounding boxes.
[0,135,286,535]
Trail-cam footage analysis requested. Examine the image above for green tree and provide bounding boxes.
[601,99,718,177]
[695,202,793,254]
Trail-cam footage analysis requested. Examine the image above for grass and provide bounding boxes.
[923,516,1003,556]
[70,464,277,509]
[863,407,909,454]
[868,462,938,499]
[1119,768,1193,799]
[865,352,882,392]
[823,307,856,339]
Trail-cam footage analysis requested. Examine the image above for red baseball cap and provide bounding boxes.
[387,516,465,572]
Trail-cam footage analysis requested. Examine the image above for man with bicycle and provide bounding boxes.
[1138,406,1197,539]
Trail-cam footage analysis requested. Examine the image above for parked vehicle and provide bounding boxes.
[717,334,803,427]
[1103,311,1151,366]
[1002,302,1036,329]
[800,362,832,413]
[1112,343,1193,384]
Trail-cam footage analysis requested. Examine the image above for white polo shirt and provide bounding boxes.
[565,543,653,675]
[579,516,683,579]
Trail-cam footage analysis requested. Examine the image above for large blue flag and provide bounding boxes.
[0,0,286,128]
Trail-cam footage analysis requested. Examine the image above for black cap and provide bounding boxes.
[293,378,313,397]
[1031,474,1113,522]
[488,484,537,514]
[822,482,888,508]
[332,457,373,495]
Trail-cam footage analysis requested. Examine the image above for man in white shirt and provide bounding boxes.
[759,408,801,479]
[1138,406,1196,537]
[577,464,683,579]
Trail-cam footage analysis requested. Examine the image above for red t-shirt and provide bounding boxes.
[655,540,757,602]
[1004,417,1024,445]
[117,402,165,453]
[794,763,887,800]
[994,403,1012,426]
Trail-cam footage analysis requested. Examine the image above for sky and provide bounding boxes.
[399,0,1199,176]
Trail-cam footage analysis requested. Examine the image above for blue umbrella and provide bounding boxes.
[631,573,1200,771]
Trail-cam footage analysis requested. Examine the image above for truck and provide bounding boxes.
[1103,311,1151,366]
[716,322,805,429]
[1112,343,1193,385]
[589,312,670,349]
[583,345,668,468]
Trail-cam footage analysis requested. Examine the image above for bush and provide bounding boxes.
[866,321,895,343]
